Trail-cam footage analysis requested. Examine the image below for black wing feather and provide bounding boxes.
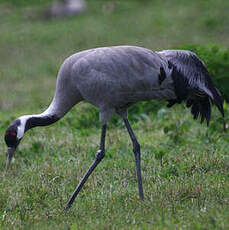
[161,50,224,125]
[191,102,200,120]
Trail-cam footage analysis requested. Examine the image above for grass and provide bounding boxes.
[0,0,229,229]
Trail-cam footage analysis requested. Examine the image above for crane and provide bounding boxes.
[4,46,224,209]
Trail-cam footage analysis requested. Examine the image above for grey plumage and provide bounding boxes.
[52,46,176,123]
[4,46,224,208]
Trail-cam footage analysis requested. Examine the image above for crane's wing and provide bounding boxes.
[159,50,224,125]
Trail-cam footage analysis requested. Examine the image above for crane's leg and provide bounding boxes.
[65,125,107,210]
[123,118,144,201]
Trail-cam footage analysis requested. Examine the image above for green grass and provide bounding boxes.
[0,1,229,229]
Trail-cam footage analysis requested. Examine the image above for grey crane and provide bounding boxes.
[4,46,224,209]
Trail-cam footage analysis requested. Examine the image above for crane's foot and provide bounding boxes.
[64,149,105,210]
[64,125,107,210]
[64,203,72,211]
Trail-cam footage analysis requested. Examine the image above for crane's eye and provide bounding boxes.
[5,131,18,147]
[6,131,17,137]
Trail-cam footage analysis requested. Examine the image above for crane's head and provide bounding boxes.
[4,117,26,170]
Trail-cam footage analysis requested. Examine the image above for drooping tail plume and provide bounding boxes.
[160,49,225,126]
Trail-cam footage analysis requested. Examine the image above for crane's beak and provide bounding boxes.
[6,147,16,171]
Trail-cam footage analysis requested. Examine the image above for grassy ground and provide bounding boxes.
[0,0,229,229]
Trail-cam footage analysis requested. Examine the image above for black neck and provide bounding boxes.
[25,114,59,133]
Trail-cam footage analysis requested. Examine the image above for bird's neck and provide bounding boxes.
[18,93,76,137]
[18,106,61,138]
[24,114,59,132]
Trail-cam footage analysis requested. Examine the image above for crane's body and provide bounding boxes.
[4,46,224,209]
[41,46,175,124]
